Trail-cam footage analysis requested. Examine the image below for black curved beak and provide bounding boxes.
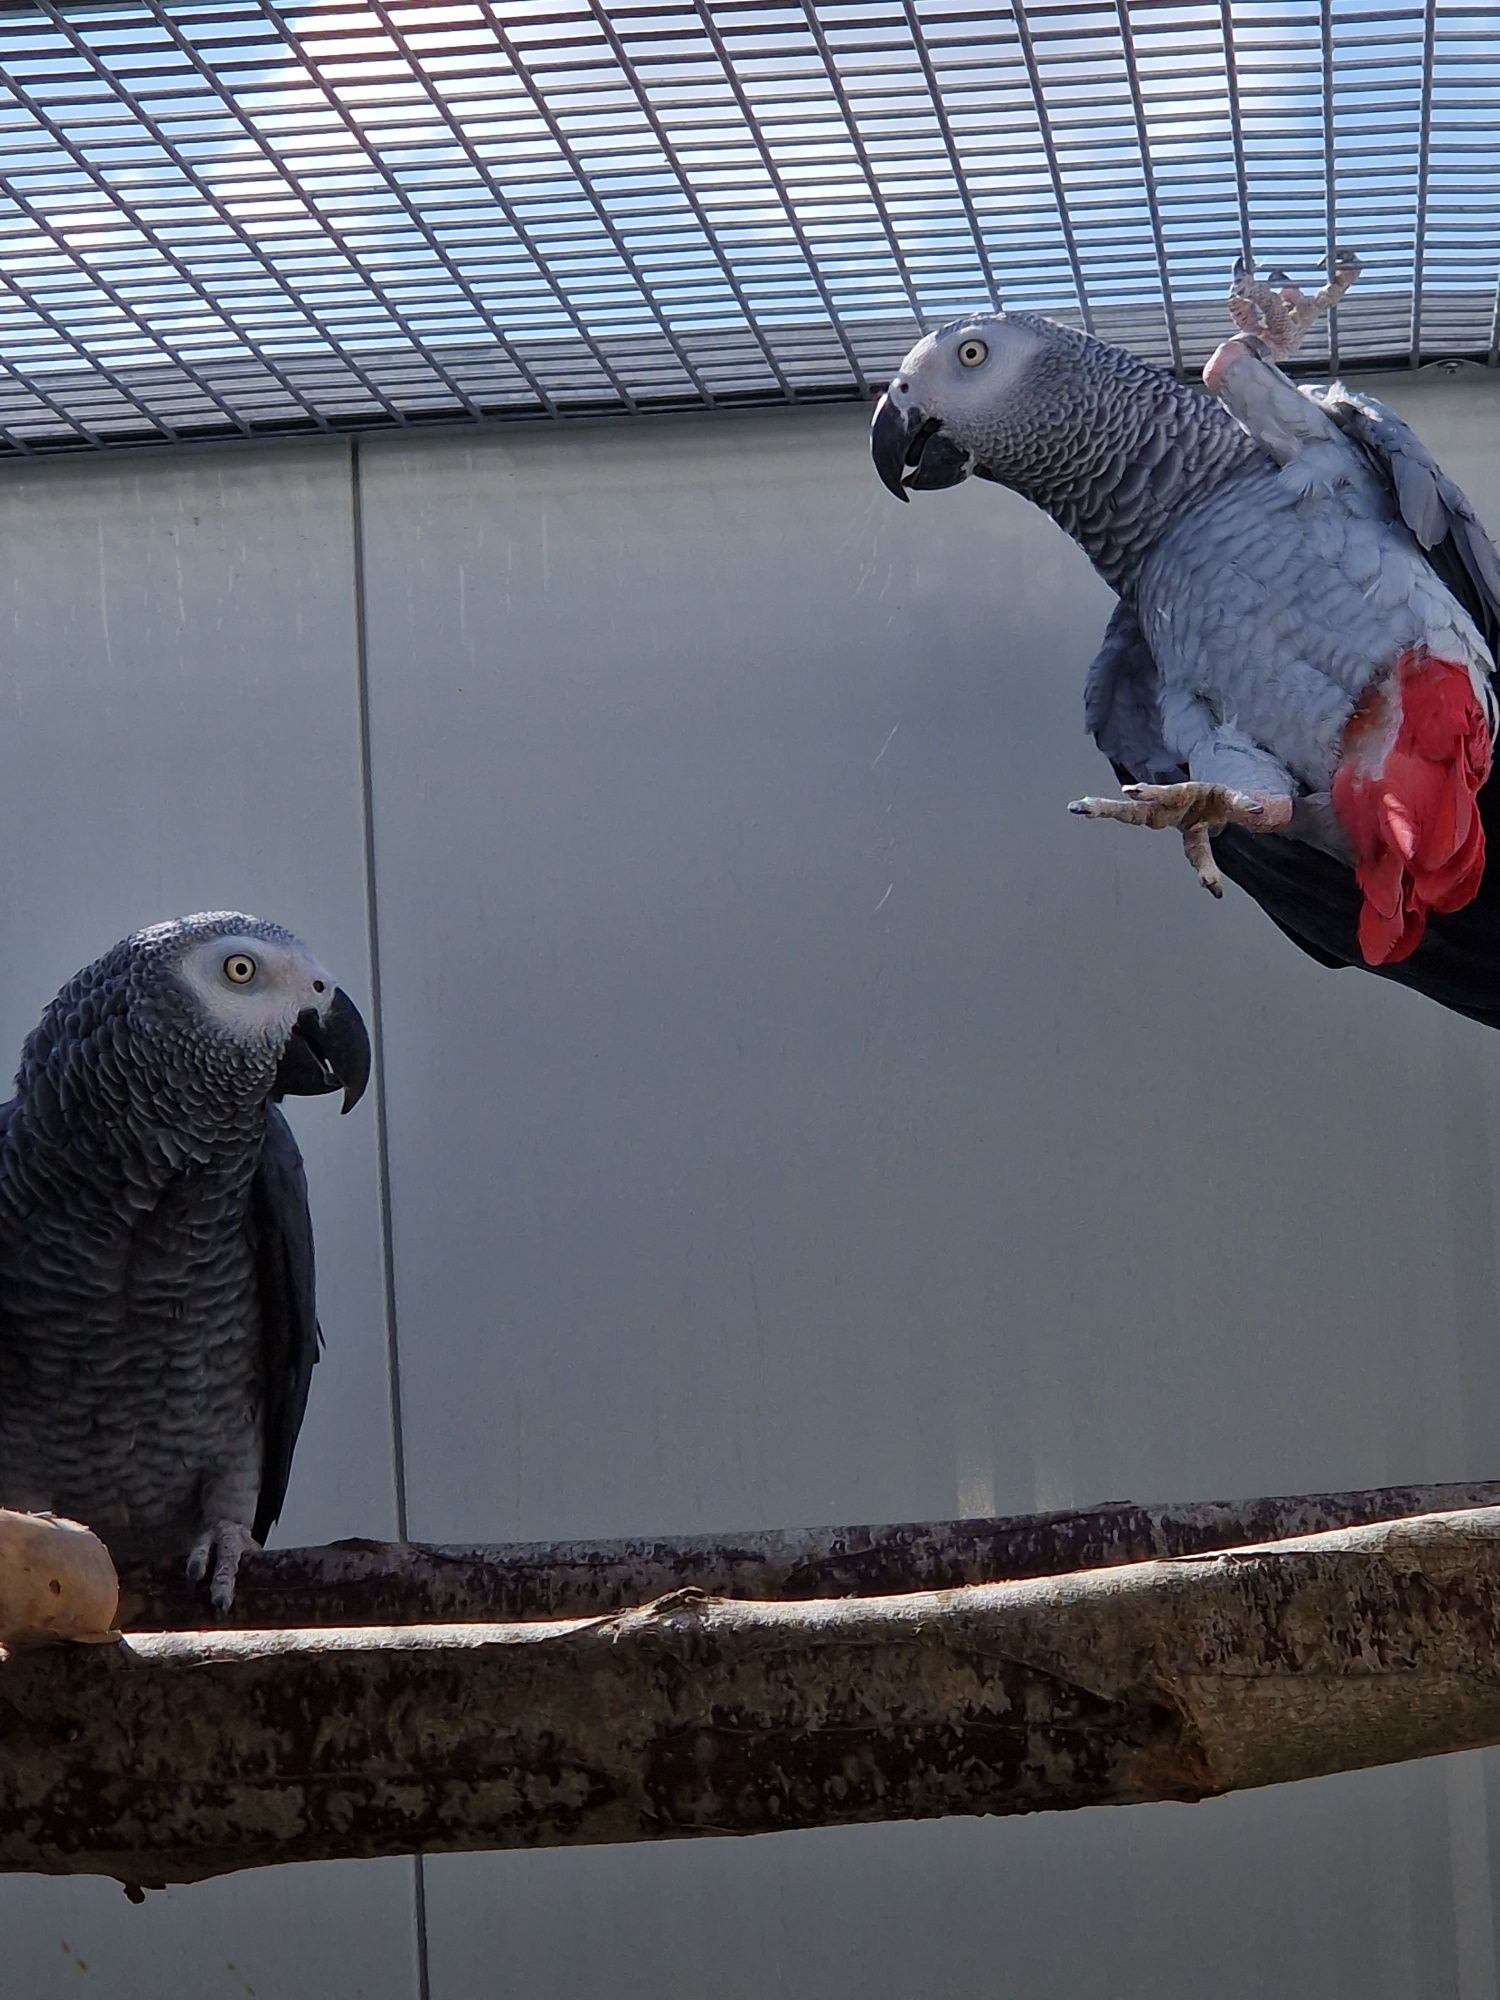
[275,986,372,1115]
[871,390,918,501]
[870,391,975,501]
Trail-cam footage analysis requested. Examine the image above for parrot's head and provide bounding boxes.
[140,913,373,1117]
[870,310,1055,502]
[28,913,374,1129]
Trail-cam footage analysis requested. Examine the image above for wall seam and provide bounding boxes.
[349,432,432,2000]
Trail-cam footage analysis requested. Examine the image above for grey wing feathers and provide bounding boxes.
[1083,598,1185,786]
[249,1102,321,1544]
[1314,383,1500,652]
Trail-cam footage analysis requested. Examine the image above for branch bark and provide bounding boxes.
[10,1505,1500,1887]
[123,1479,1500,1628]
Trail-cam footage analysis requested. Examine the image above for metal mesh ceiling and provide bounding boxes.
[0,0,1496,454]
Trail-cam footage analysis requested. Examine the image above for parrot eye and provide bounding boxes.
[223,954,257,986]
[958,338,988,367]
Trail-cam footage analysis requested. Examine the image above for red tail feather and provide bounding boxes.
[1331,649,1491,967]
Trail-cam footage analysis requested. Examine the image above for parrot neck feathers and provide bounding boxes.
[993,324,1263,591]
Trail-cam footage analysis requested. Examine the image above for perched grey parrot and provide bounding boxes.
[871,279,1500,1027]
[0,913,370,1609]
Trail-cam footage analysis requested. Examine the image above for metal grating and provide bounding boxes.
[0,0,1496,454]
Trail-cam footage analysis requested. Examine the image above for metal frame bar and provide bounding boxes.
[1009,0,1096,334]
[795,0,926,326]
[0,0,1485,456]
[689,0,870,393]
[0,257,174,444]
[1218,0,1255,276]
[1320,0,1343,374]
[457,1,711,401]
[42,0,382,429]
[258,0,571,416]
[1112,0,1183,375]
[0,153,247,436]
[140,0,467,426]
[581,0,795,398]
[1409,0,1437,369]
[899,0,1001,312]
[3,25,302,431]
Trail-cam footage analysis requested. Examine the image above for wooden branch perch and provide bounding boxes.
[124,1478,1500,1628]
[9,1500,1500,1887]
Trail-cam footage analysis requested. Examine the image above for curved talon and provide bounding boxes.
[1181,822,1224,897]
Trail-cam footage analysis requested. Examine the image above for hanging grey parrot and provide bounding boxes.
[0,912,371,1610]
[870,260,1500,1027]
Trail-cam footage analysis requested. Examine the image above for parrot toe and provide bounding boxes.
[187,1519,260,1615]
[1181,822,1226,898]
[1069,781,1294,898]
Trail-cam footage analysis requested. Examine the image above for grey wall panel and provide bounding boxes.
[0,443,414,1999]
[423,1762,1482,2000]
[359,376,1500,1997]
[4,371,1500,1995]
[8,1861,422,2000]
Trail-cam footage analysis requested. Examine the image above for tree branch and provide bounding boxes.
[123,1479,1500,1628]
[10,1505,1500,1887]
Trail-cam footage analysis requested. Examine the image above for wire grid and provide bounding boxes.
[0,0,1495,455]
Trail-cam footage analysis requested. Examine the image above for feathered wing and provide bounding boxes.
[1313,382,1500,660]
[1085,389,1500,1021]
[248,1102,321,1544]
[1083,599,1184,788]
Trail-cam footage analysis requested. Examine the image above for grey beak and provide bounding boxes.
[871,389,918,501]
[275,986,372,1114]
[871,391,974,501]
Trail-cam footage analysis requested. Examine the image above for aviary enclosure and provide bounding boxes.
[1,3,1500,1998]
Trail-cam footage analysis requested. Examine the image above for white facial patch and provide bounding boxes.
[173,934,330,1048]
[897,313,1045,453]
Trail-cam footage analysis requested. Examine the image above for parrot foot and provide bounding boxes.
[1068,782,1294,897]
[1225,247,1362,359]
[187,1519,260,1614]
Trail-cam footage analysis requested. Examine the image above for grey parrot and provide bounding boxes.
[0,912,370,1609]
[870,266,1500,1027]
